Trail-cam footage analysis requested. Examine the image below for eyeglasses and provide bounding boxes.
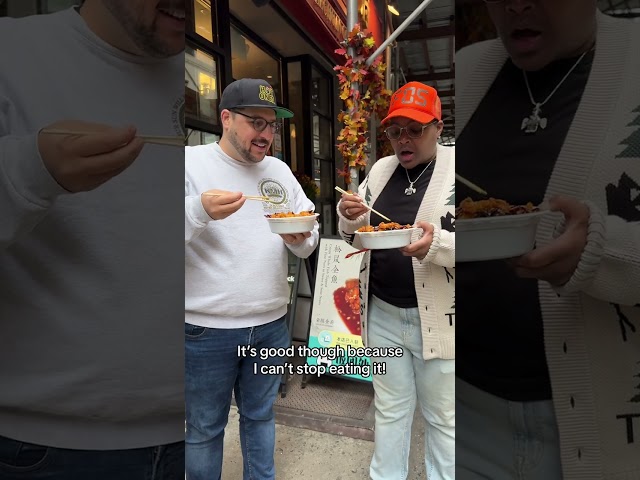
[384,121,437,140]
[231,110,282,134]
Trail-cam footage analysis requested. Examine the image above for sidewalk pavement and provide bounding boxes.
[222,405,427,479]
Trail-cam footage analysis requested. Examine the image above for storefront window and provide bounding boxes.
[230,26,280,92]
[41,0,78,12]
[312,114,331,160]
[310,66,335,235]
[286,61,304,172]
[7,0,77,15]
[193,0,216,44]
[230,25,283,160]
[185,45,219,126]
[311,68,330,117]
[187,129,220,147]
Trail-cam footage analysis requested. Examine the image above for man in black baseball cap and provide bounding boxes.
[219,78,293,119]
[212,78,293,166]
[184,79,318,480]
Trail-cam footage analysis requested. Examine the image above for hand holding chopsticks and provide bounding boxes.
[37,121,151,193]
[40,128,185,147]
[200,190,253,221]
[335,186,392,222]
[202,192,275,203]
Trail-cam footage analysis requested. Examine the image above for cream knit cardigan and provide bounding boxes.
[456,11,640,480]
[337,144,456,361]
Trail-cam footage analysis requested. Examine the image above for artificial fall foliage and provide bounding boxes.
[335,24,392,185]
[293,171,320,202]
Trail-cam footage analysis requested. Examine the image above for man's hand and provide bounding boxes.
[508,195,589,286]
[400,221,434,260]
[338,192,369,220]
[38,120,145,192]
[201,189,246,220]
[280,232,312,245]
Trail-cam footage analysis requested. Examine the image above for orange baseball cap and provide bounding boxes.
[381,82,442,125]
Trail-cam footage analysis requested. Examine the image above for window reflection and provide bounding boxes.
[230,25,283,159]
[230,26,280,94]
[185,46,219,125]
[187,129,219,147]
[194,0,215,43]
[38,0,78,13]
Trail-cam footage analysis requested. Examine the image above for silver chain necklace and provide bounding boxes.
[520,50,589,134]
[404,158,434,196]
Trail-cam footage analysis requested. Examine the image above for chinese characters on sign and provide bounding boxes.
[307,238,372,382]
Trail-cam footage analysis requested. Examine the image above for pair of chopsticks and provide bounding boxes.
[202,193,275,203]
[40,128,185,147]
[334,186,392,222]
[455,175,549,211]
[456,174,488,196]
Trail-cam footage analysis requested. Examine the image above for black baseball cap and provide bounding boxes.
[219,78,294,119]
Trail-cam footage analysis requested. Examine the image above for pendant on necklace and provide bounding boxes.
[521,103,548,134]
[404,185,416,196]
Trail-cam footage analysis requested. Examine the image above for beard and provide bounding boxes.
[228,130,269,164]
[103,0,183,58]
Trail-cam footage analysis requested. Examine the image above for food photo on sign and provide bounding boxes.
[306,237,373,382]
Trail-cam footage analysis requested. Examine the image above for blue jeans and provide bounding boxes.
[0,435,183,479]
[185,316,289,480]
[456,378,562,479]
[368,295,455,480]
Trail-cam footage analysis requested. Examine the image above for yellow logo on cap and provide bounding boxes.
[259,85,276,105]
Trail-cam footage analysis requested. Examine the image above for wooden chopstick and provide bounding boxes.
[455,174,488,196]
[334,186,392,222]
[40,129,185,147]
[202,193,273,202]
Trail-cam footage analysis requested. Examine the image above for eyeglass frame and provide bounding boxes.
[230,109,282,134]
[384,120,440,140]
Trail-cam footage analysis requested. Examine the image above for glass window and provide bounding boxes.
[230,26,283,160]
[39,0,79,13]
[230,26,280,94]
[311,67,330,116]
[287,61,304,172]
[187,129,220,147]
[193,0,216,44]
[312,114,331,160]
[185,45,219,126]
[319,159,333,201]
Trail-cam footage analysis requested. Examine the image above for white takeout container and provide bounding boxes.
[355,227,420,250]
[265,213,319,234]
[456,211,549,262]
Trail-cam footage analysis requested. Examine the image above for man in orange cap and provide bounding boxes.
[337,82,455,480]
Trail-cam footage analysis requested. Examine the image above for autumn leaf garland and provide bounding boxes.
[335,24,392,184]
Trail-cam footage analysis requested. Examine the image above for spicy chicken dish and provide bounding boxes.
[265,211,316,218]
[356,222,413,232]
[334,278,361,335]
[455,197,539,219]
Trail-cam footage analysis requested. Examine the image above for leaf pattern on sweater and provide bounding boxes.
[445,184,455,205]
[341,230,355,246]
[616,105,640,159]
[611,303,639,342]
[606,172,640,221]
[632,361,640,403]
[441,211,455,232]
